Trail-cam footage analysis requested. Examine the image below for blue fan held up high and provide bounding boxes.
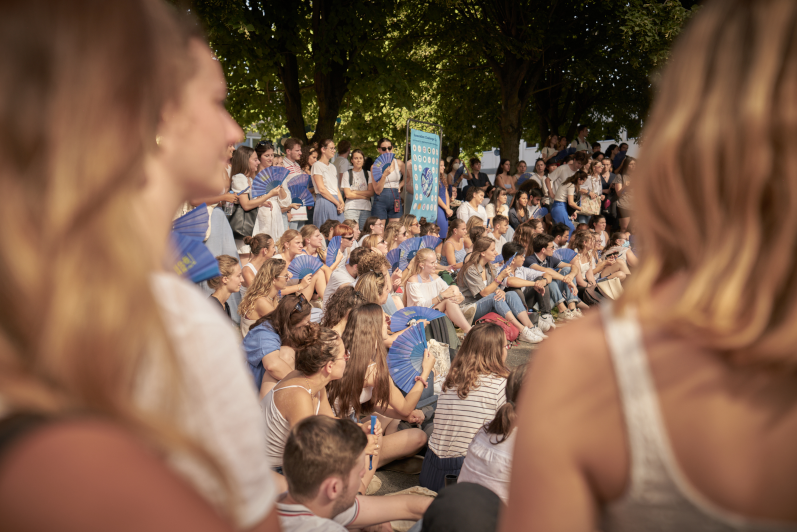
[288,183,315,207]
[169,231,220,284]
[552,248,577,267]
[288,254,323,280]
[421,167,434,197]
[172,204,208,240]
[387,323,428,393]
[496,253,517,276]
[454,165,465,181]
[371,153,395,182]
[390,307,446,333]
[325,236,342,267]
[517,173,532,187]
[420,235,443,250]
[386,248,401,275]
[252,166,289,198]
[532,207,548,219]
[398,236,444,270]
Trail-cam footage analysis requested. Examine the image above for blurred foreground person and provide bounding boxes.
[502,1,797,530]
[0,0,279,530]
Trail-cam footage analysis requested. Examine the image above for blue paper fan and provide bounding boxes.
[517,173,532,187]
[169,231,220,284]
[420,235,443,250]
[325,236,342,267]
[172,204,208,239]
[252,166,289,197]
[492,254,504,264]
[288,184,315,207]
[496,253,517,275]
[387,324,429,393]
[421,167,434,197]
[371,153,395,182]
[454,165,465,180]
[288,254,323,280]
[390,306,446,333]
[286,173,310,189]
[532,207,548,219]
[398,237,424,270]
[386,248,401,274]
[552,248,577,266]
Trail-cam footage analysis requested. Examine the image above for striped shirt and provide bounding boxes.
[428,374,507,458]
[277,496,359,532]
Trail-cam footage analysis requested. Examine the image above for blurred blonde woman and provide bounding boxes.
[383,223,407,252]
[0,0,279,530]
[502,1,797,530]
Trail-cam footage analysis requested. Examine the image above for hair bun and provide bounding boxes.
[292,322,320,349]
[243,235,254,245]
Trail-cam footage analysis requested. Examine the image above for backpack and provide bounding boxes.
[476,312,519,343]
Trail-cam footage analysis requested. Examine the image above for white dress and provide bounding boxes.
[232,173,292,251]
[406,274,449,307]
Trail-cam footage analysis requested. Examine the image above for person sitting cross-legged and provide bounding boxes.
[277,416,432,532]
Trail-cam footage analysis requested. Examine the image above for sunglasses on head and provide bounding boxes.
[256,141,273,149]
[380,145,393,152]
[293,293,308,312]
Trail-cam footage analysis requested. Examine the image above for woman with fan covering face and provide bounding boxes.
[299,224,349,281]
[328,304,431,494]
[402,249,471,333]
[274,229,327,301]
[311,139,345,227]
[370,137,405,223]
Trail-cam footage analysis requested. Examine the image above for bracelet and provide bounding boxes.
[414,375,429,388]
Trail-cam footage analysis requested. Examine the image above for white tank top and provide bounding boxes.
[261,384,320,468]
[383,162,401,189]
[600,304,797,532]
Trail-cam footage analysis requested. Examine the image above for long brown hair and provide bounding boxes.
[484,364,527,443]
[230,145,255,177]
[253,293,310,348]
[321,286,367,328]
[460,237,496,279]
[0,0,234,514]
[622,0,797,366]
[443,322,509,399]
[292,324,342,376]
[355,271,387,304]
[512,224,535,256]
[238,258,285,318]
[277,228,301,255]
[328,304,390,417]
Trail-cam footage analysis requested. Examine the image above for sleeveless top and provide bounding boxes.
[600,304,797,532]
[262,384,321,468]
[440,241,466,267]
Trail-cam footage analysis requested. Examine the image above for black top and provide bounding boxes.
[466,172,490,189]
[209,294,231,320]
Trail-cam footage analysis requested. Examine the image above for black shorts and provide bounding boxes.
[617,206,633,219]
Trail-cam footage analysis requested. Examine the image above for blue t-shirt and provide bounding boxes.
[242,321,282,390]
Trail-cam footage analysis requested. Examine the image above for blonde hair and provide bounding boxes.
[400,248,436,286]
[238,258,286,318]
[354,271,387,304]
[362,233,384,251]
[0,0,233,515]
[207,255,239,290]
[277,228,301,255]
[622,0,797,366]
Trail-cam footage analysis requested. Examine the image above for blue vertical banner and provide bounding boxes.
[409,128,440,221]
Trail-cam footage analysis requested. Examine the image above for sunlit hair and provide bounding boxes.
[252,293,311,349]
[332,223,353,238]
[399,213,417,231]
[383,224,402,250]
[362,233,384,252]
[568,231,592,253]
[355,271,387,304]
[207,255,239,290]
[329,304,390,418]
[0,0,235,516]
[357,251,389,277]
[512,225,535,256]
[484,364,526,444]
[292,323,341,375]
[238,258,286,318]
[621,0,797,365]
[460,237,496,278]
[400,248,437,285]
[321,285,367,329]
[443,322,509,399]
[465,216,484,234]
[468,226,486,244]
[300,224,319,246]
[277,228,301,255]
[230,145,255,177]
[243,233,273,257]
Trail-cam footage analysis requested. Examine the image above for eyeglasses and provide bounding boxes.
[336,349,351,362]
[380,145,393,152]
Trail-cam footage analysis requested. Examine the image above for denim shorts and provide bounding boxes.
[372,187,402,219]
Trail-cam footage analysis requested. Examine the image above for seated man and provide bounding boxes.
[278,416,432,532]
[500,242,555,332]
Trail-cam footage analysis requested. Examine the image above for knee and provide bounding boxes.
[615,271,627,281]
[410,428,428,451]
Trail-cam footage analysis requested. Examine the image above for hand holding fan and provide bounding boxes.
[169,231,220,284]
[387,323,429,393]
[386,248,401,275]
[288,254,323,280]
[325,236,342,267]
[172,204,208,240]
[288,183,315,207]
[371,153,395,182]
[252,166,289,198]
[390,307,446,333]
[532,207,548,219]
[496,253,517,276]
[454,165,465,180]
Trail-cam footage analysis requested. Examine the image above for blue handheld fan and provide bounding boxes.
[325,236,342,267]
[288,254,323,280]
[420,235,443,250]
[387,323,429,393]
[252,166,289,198]
[454,165,465,180]
[492,254,504,264]
[386,248,401,274]
[172,204,208,240]
[288,184,315,207]
[553,248,577,266]
[532,207,548,219]
[371,153,395,182]
[517,173,532,187]
[390,306,446,333]
[496,253,517,276]
[169,231,220,284]
[287,173,311,189]
[421,167,434,198]
[398,237,424,270]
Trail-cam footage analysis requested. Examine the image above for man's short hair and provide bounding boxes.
[529,188,543,198]
[501,241,525,259]
[550,223,570,240]
[283,417,367,501]
[337,139,351,155]
[619,142,629,150]
[347,247,370,268]
[577,124,589,134]
[493,214,508,226]
[319,219,339,238]
[285,137,303,152]
[469,157,481,167]
[573,151,590,165]
[532,233,555,253]
[591,142,602,150]
[357,251,390,275]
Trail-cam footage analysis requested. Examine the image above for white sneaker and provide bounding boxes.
[539,314,556,331]
[531,326,548,339]
[562,309,577,321]
[573,308,584,318]
[520,327,543,344]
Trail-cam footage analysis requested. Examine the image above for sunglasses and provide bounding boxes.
[341,236,353,240]
[256,141,273,148]
[380,145,393,152]
[293,293,308,312]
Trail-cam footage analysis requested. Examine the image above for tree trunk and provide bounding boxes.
[494,56,542,173]
[277,52,309,143]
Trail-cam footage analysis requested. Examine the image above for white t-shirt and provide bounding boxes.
[554,182,576,202]
[312,160,341,198]
[487,232,506,253]
[456,202,488,224]
[548,164,575,194]
[323,268,357,306]
[458,429,516,504]
[333,155,351,178]
[405,275,449,307]
[146,274,278,528]
[277,496,359,532]
[428,374,507,458]
[340,169,371,211]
